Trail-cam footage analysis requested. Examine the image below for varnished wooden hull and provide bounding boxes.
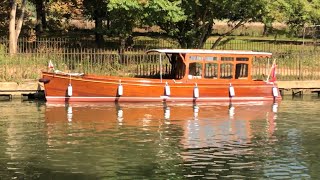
[41,72,281,102]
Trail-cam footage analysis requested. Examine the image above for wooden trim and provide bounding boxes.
[181,53,256,81]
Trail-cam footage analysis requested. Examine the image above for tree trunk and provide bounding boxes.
[42,1,47,30]
[263,23,268,36]
[9,1,17,55]
[35,0,46,35]
[118,37,126,64]
[9,0,26,55]
[197,20,214,48]
[15,0,26,41]
[119,38,126,54]
[94,13,104,47]
[178,37,188,49]
[211,36,223,49]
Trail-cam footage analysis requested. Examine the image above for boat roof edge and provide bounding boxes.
[147,49,272,56]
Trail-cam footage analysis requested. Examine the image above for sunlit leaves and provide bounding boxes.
[154,0,268,48]
[275,0,320,35]
[107,0,143,38]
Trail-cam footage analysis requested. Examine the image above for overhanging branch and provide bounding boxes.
[211,19,248,49]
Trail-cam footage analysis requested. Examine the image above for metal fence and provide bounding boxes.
[253,52,320,80]
[1,37,320,81]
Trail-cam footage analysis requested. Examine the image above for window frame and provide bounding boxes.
[185,54,252,80]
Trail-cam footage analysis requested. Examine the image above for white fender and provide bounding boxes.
[194,83,199,98]
[118,80,123,96]
[229,83,235,97]
[165,82,171,96]
[67,84,73,97]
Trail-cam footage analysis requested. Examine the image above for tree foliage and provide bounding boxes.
[83,0,146,48]
[266,0,320,36]
[148,0,267,48]
[281,0,313,35]
[0,1,10,34]
[3,0,320,51]
[107,0,143,38]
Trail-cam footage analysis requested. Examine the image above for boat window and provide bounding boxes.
[236,57,249,61]
[204,56,217,61]
[221,57,234,61]
[220,63,234,79]
[235,63,248,79]
[189,56,203,61]
[204,63,218,79]
[188,62,202,79]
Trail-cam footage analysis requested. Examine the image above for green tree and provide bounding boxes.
[28,0,80,36]
[261,0,287,36]
[210,0,267,48]
[82,0,146,50]
[83,0,109,47]
[29,0,47,35]
[147,0,267,48]
[0,1,10,35]
[107,0,144,52]
[309,0,320,25]
[143,0,186,42]
[277,0,320,36]
[284,0,312,35]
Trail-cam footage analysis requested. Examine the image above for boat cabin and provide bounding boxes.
[147,49,272,81]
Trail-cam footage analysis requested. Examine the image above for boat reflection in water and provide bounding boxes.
[45,101,278,148]
[44,101,279,178]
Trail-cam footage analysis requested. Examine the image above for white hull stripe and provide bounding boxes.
[46,96,273,101]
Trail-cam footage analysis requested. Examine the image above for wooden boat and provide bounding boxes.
[40,49,281,102]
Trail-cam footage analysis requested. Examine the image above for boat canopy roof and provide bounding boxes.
[147,49,272,57]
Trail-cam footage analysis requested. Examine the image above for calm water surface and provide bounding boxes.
[0,97,319,179]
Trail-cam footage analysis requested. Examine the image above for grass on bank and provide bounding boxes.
[1,49,320,82]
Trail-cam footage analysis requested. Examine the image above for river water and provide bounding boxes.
[0,96,319,179]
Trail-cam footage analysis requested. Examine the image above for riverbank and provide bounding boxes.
[278,80,320,96]
[1,80,320,100]
[0,81,44,100]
